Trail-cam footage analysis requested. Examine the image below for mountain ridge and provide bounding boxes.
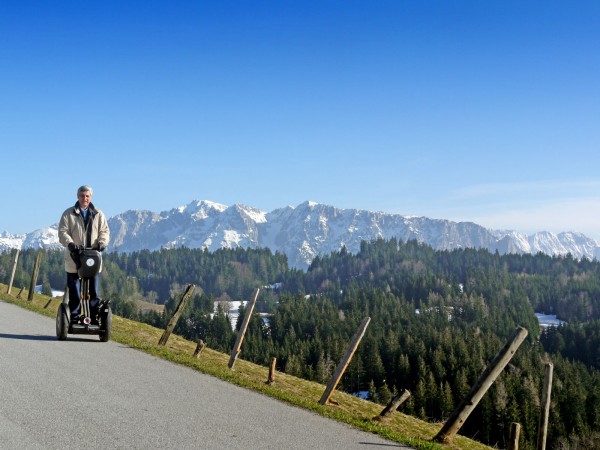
[2,199,599,268]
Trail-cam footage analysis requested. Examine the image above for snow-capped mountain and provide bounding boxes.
[1,228,63,252]
[109,200,264,252]
[0,231,25,251]
[2,200,599,269]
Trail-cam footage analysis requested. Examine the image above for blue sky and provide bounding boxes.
[1,1,599,241]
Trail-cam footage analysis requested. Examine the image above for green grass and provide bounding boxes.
[0,284,492,450]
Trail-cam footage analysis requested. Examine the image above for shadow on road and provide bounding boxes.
[0,333,98,342]
[359,442,408,448]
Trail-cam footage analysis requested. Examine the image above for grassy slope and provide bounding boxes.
[0,284,492,450]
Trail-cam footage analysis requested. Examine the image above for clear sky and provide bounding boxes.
[1,1,599,241]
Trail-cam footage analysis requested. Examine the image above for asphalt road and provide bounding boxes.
[0,301,409,449]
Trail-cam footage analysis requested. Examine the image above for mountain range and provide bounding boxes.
[2,200,599,268]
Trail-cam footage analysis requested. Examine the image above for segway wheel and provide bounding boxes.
[56,304,68,341]
[99,306,112,342]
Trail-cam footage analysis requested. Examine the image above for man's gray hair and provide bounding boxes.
[77,185,93,196]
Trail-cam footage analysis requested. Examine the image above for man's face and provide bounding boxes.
[78,191,92,209]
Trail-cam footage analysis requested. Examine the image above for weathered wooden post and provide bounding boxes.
[27,250,43,301]
[158,284,195,346]
[434,326,529,444]
[193,339,206,358]
[228,288,260,369]
[7,249,19,295]
[508,422,521,450]
[319,317,371,405]
[266,357,277,385]
[16,286,25,299]
[376,389,411,420]
[537,363,553,450]
[43,298,53,309]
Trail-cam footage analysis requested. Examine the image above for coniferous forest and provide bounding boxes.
[2,239,599,449]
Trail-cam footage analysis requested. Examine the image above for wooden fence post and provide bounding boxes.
[376,389,411,420]
[158,284,195,346]
[43,298,53,309]
[266,357,277,385]
[27,250,42,301]
[319,317,371,405]
[537,363,553,450]
[7,249,19,295]
[508,422,521,450]
[17,286,25,299]
[228,288,260,369]
[193,339,206,358]
[434,326,529,444]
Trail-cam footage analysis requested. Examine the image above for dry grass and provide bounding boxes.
[0,283,492,450]
[135,298,165,314]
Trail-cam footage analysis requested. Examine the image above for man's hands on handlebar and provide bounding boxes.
[68,243,106,252]
[68,242,83,252]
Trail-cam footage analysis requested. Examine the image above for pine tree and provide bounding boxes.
[377,382,392,406]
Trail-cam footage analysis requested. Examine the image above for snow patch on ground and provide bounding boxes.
[535,313,567,328]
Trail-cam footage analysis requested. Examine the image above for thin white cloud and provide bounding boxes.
[469,197,600,241]
[451,179,600,200]
[435,179,600,240]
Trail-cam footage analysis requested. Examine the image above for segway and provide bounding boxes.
[56,248,112,342]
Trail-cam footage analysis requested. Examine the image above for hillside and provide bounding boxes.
[3,240,600,449]
[0,286,491,450]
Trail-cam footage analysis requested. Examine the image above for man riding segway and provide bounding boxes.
[57,185,111,340]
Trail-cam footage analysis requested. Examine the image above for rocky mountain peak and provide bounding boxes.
[2,200,599,269]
